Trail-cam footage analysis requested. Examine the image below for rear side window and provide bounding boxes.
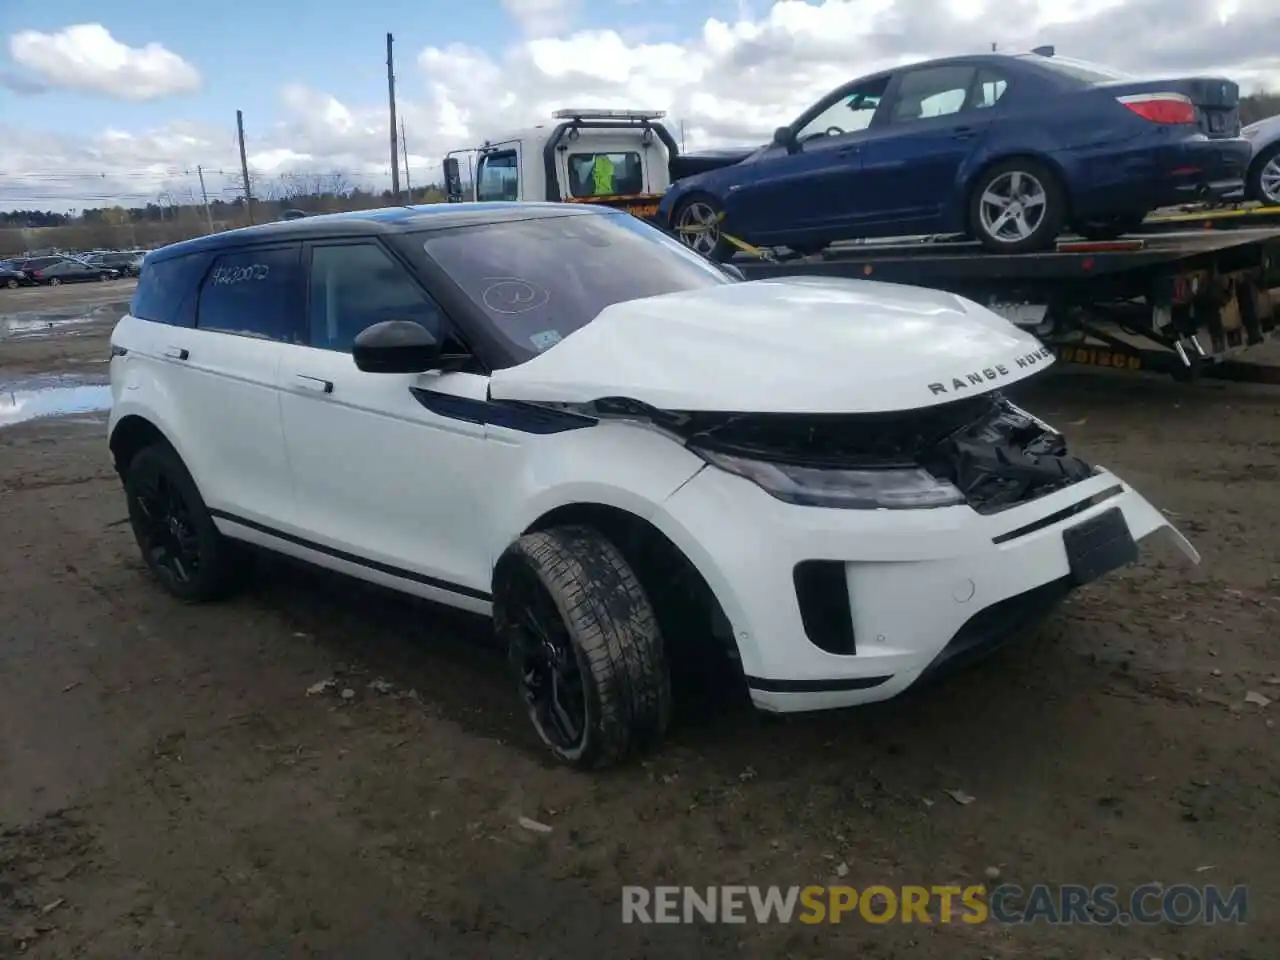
[130,251,213,327]
[567,152,644,197]
[196,245,304,342]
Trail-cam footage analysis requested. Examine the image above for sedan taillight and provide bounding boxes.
[1117,92,1196,125]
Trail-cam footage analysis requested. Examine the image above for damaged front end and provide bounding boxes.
[592,392,1095,514]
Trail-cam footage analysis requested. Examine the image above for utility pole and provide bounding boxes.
[197,165,215,233]
[386,33,401,203]
[401,118,412,199]
[236,110,254,225]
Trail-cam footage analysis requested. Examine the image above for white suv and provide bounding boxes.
[108,202,1198,768]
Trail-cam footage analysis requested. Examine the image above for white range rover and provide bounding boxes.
[108,202,1198,768]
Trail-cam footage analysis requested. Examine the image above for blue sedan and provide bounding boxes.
[657,49,1251,259]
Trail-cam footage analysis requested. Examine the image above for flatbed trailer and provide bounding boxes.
[729,228,1280,383]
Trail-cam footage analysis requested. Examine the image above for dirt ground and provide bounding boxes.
[1,280,1277,959]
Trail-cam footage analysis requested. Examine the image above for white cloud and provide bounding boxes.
[3,0,1280,211]
[8,23,200,101]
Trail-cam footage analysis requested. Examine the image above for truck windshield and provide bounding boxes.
[421,212,733,364]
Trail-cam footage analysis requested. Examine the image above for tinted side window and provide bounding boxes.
[196,245,303,342]
[130,251,213,327]
[890,66,977,122]
[307,242,446,352]
[476,151,519,202]
[973,69,1008,109]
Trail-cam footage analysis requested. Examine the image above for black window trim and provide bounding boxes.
[300,236,485,372]
[475,149,520,203]
[193,241,306,343]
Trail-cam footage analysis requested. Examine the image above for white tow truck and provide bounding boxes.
[440,108,696,221]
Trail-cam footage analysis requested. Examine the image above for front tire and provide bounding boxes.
[4,278,16,289]
[969,159,1066,253]
[672,195,736,263]
[1247,141,1280,208]
[493,526,671,769]
[123,444,242,602]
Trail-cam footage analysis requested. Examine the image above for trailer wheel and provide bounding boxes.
[673,195,735,262]
[969,159,1066,253]
[493,525,671,769]
[1246,141,1280,207]
[1071,212,1147,241]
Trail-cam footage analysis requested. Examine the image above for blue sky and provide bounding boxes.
[1,0,724,140]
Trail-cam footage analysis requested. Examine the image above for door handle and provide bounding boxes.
[836,145,861,156]
[953,127,976,140]
[164,347,189,360]
[295,374,333,394]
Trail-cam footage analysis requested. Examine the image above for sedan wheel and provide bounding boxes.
[674,197,734,262]
[48,277,61,286]
[1251,144,1280,208]
[4,278,16,289]
[969,159,1066,253]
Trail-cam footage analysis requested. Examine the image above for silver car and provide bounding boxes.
[1241,114,1280,206]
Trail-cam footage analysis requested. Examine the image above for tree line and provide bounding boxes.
[0,173,447,257]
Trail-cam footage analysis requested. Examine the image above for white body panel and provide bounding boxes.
[489,277,1055,413]
[109,268,1195,715]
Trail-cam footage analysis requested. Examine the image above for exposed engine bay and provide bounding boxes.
[590,392,1095,514]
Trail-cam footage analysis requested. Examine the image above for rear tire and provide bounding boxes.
[1071,212,1147,241]
[48,277,61,286]
[493,525,671,769]
[1247,141,1280,208]
[969,158,1066,253]
[672,195,736,263]
[123,444,242,603]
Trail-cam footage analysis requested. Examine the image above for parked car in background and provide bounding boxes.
[1,260,30,289]
[1240,114,1280,206]
[657,47,1250,258]
[24,257,120,285]
[85,250,147,277]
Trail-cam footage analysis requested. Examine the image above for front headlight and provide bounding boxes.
[692,447,965,509]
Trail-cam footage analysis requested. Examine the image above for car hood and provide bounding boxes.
[488,277,1056,414]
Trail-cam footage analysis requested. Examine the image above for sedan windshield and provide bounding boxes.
[421,211,734,364]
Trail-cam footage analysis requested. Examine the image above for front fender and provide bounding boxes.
[482,420,705,570]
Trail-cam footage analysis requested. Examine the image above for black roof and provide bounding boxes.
[150,201,610,262]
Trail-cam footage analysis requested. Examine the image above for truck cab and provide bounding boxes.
[441,108,679,221]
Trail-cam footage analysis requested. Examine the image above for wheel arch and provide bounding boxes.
[961,151,1074,223]
[508,500,747,706]
[108,413,181,477]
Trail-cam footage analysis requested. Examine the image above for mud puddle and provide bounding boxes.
[0,373,112,428]
[1,300,129,341]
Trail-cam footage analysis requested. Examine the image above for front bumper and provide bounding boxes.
[658,464,1197,713]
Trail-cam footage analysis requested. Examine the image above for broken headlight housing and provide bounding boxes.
[692,447,965,510]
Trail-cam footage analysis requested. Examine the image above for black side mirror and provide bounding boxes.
[443,157,464,202]
[352,321,441,373]
[772,126,796,151]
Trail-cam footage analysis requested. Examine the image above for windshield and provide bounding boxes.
[1018,54,1133,84]
[421,212,734,365]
